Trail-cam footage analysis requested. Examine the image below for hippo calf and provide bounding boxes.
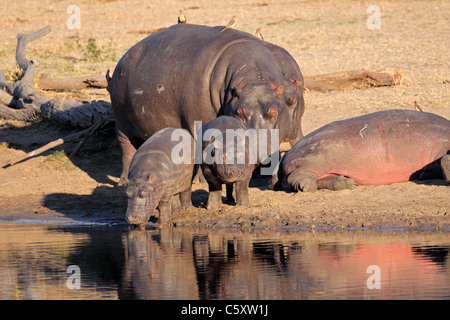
[276,110,450,192]
[125,128,195,225]
[200,116,255,209]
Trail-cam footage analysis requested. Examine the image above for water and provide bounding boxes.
[0,222,449,300]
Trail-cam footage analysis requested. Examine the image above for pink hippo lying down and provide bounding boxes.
[276,109,450,192]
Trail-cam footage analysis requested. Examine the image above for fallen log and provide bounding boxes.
[303,67,402,92]
[34,67,403,93]
[36,75,108,90]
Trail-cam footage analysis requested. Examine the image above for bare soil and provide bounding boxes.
[0,0,449,230]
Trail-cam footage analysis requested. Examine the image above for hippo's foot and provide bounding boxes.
[206,190,222,210]
[271,170,283,191]
[180,190,193,210]
[317,175,356,191]
[286,170,318,192]
[171,195,181,213]
[234,180,250,206]
[442,154,450,183]
[236,195,249,206]
[158,199,173,225]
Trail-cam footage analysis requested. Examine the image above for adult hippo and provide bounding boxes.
[263,41,305,146]
[108,23,291,185]
[275,110,450,192]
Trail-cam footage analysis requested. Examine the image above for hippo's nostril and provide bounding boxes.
[230,171,235,176]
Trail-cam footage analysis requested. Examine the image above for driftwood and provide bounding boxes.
[304,68,402,92]
[0,25,113,128]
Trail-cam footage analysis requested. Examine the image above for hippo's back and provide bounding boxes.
[130,128,194,173]
[109,24,261,139]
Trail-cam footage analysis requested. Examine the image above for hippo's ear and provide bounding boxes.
[233,80,247,97]
[147,175,154,189]
[291,77,303,88]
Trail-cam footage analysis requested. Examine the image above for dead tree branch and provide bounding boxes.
[0,26,113,128]
[5,119,108,167]
[15,25,51,70]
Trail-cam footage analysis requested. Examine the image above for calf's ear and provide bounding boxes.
[147,175,155,190]
[291,77,303,89]
[270,82,283,97]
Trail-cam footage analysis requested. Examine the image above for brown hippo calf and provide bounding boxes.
[276,110,450,192]
[125,128,195,225]
[200,116,255,209]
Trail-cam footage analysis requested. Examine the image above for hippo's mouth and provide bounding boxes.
[126,198,153,225]
[216,167,245,183]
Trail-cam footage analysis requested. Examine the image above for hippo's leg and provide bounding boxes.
[179,187,193,210]
[317,175,356,191]
[272,164,285,191]
[225,184,235,203]
[417,157,444,180]
[441,154,450,183]
[234,175,252,206]
[192,168,207,184]
[171,195,181,213]
[286,168,318,192]
[158,195,173,225]
[207,187,222,210]
[116,129,141,186]
[202,166,223,210]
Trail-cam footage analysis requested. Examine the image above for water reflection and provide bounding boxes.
[0,222,449,300]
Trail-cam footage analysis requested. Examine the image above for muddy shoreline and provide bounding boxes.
[0,0,449,231]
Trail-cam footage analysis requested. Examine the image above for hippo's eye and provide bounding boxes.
[139,190,148,198]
